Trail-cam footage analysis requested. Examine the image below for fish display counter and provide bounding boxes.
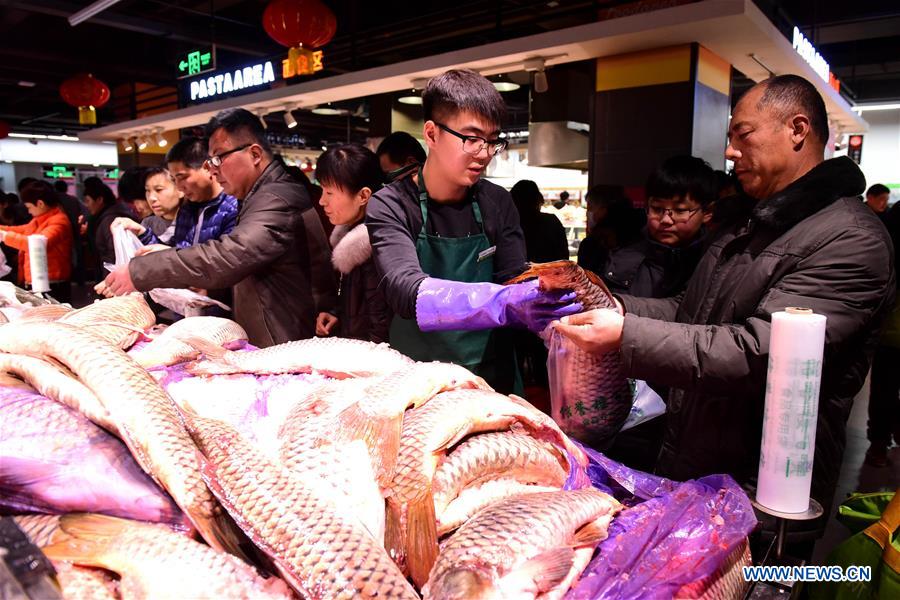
[0,289,757,599]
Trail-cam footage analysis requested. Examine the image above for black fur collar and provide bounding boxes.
[752,156,865,230]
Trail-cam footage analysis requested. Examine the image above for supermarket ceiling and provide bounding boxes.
[1,0,898,137]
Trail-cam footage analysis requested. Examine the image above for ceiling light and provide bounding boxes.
[9,133,47,139]
[122,137,134,152]
[137,134,149,151]
[311,106,347,116]
[492,75,520,92]
[284,109,298,128]
[532,71,549,94]
[524,57,549,94]
[68,0,123,27]
[399,77,430,105]
[17,81,36,88]
[155,130,167,148]
[853,103,900,113]
[47,134,79,141]
[398,95,423,105]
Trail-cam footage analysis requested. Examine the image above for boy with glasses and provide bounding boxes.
[366,69,580,392]
[603,155,716,299]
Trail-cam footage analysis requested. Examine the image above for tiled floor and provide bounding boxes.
[812,374,900,564]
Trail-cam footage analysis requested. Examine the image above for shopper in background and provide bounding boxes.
[82,176,134,274]
[101,107,337,347]
[117,167,151,221]
[0,180,73,302]
[865,182,891,216]
[603,156,715,298]
[0,192,30,282]
[53,179,88,285]
[13,178,37,224]
[367,69,580,393]
[864,182,900,467]
[555,76,896,549]
[315,144,391,343]
[376,131,427,183]
[282,160,331,238]
[576,184,644,275]
[136,167,183,245]
[510,180,569,263]
[709,169,753,232]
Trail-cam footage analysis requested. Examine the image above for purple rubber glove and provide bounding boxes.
[415,277,582,334]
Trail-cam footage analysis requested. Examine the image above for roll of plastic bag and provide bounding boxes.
[27,234,50,293]
[756,307,827,513]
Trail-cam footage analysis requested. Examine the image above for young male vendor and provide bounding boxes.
[366,69,581,392]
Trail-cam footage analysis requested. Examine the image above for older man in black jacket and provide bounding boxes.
[557,75,896,540]
[102,109,336,347]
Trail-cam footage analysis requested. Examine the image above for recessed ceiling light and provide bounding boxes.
[311,106,347,116]
[492,81,520,92]
[17,81,36,88]
[398,95,423,105]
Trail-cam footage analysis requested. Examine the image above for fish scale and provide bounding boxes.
[0,321,238,555]
[423,488,622,600]
[130,316,248,368]
[508,260,634,446]
[186,414,418,600]
[59,294,155,349]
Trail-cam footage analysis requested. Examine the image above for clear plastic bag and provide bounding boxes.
[107,225,230,316]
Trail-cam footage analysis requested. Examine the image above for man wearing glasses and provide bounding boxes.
[366,69,580,393]
[103,108,336,347]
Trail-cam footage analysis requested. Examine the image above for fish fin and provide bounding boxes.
[384,500,407,574]
[406,488,439,589]
[193,455,270,568]
[333,402,402,488]
[180,335,228,360]
[570,520,609,547]
[41,514,127,568]
[519,547,576,593]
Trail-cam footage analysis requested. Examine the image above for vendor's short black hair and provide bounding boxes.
[166,136,209,170]
[867,183,890,197]
[757,75,829,146]
[83,177,117,207]
[376,132,426,166]
[118,167,147,201]
[20,180,59,207]
[646,155,717,208]
[423,69,507,127]
[316,144,383,195]
[206,108,272,154]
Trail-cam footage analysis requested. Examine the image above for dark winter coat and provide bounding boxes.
[618,157,896,512]
[602,232,706,298]
[129,160,337,347]
[329,222,392,343]
[140,192,238,249]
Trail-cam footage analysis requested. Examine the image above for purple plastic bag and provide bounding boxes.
[564,445,757,599]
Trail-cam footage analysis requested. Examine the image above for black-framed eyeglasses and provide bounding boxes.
[646,205,702,222]
[206,143,251,168]
[434,122,509,156]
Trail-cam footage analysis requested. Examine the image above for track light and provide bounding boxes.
[155,130,167,148]
[122,137,133,152]
[284,109,297,129]
[532,71,549,93]
[257,110,268,129]
[399,78,430,105]
[524,57,549,94]
[137,133,149,151]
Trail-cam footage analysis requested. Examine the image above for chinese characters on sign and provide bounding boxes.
[283,47,324,79]
[177,48,215,79]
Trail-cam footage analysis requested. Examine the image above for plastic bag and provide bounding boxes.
[620,379,666,431]
[0,386,184,525]
[108,225,230,316]
[544,327,634,446]
[563,444,757,599]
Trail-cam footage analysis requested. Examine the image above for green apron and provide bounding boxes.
[389,170,520,393]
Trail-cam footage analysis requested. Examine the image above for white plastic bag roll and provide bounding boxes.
[756,307,827,513]
[27,234,50,293]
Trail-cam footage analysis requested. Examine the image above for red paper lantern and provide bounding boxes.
[60,73,110,125]
[0,121,9,139]
[262,0,337,49]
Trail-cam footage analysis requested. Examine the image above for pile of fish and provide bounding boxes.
[0,291,625,599]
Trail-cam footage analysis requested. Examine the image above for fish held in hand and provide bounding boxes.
[423,488,622,600]
[184,335,412,378]
[508,260,633,446]
[42,513,292,600]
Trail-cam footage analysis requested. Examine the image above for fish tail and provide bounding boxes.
[385,499,407,574]
[334,403,402,488]
[41,513,127,568]
[180,335,229,360]
[406,489,440,589]
[505,260,574,284]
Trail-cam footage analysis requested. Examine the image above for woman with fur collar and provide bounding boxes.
[315,144,392,343]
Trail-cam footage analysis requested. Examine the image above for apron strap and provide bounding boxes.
[416,166,484,236]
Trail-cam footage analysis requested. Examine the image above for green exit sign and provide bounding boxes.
[177,47,215,78]
[45,165,74,178]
